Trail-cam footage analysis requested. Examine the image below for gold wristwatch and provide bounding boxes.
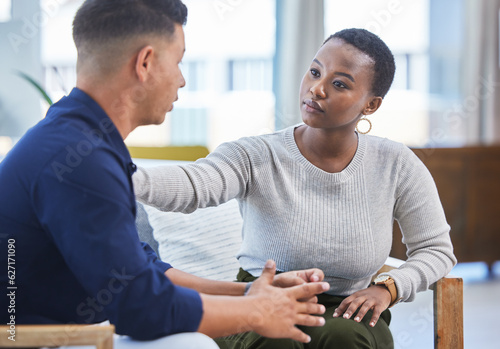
[372,275,400,308]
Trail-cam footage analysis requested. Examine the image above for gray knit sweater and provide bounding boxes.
[134,126,456,302]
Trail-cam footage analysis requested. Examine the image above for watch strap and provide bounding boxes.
[244,281,253,296]
[372,276,400,307]
[384,279,399,307]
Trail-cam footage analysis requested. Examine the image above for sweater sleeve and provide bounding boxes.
[383,146,457,303]
[134,141,255,213]
[33,147,203,340]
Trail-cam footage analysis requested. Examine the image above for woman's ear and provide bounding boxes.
[134,45,154,82]
[362,96,383,116]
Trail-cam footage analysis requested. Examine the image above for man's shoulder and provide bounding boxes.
[6,111,108,169]
[2,100,127,191]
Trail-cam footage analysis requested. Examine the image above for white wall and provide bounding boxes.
[0,0,44,141]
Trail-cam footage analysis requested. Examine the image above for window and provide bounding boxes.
[323,1,498,147]
[128,0,276,150]
[228,59,273,91]
[0,0,11,22]
[170,108,208,145]
[34,0,276,151]
[181,60,207,92]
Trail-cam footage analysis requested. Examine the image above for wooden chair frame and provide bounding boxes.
[0,324,115,349]
[0,258,463,349]
[380,257,464,349]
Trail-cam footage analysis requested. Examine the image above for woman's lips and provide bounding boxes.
[304,99,324,112]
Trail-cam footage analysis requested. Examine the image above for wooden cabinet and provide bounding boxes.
[390,146,500,271]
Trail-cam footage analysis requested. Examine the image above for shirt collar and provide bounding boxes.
[67,87,133,168]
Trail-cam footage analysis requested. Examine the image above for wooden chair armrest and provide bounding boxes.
[0,324,115,349]
[376,257,464,349]
[433,276,464,349]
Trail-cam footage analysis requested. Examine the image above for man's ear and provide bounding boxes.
[134,45,154,82]
[362,96,383,116]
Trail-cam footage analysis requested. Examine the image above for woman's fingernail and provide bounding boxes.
[333,312,338,317]
[370,321,375,327]
[343,313,350,319]
[354,316,360,322]
[319,317,325,325]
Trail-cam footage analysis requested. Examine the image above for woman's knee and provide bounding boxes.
[116,332,219,349]
[216,332,303,349]
[305,317,392,349]
[320,318,373,347]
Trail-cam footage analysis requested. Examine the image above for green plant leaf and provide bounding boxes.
[14,70,53,106]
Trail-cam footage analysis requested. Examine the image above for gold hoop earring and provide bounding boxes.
[356,117,372,134]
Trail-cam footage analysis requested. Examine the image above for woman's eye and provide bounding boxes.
[310,69,320,77]
[333,81,347,89]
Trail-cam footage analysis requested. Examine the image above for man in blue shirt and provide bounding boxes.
[0,0,329,347]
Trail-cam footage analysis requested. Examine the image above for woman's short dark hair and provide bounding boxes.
[73,0,187,48]
[324,28,395,98]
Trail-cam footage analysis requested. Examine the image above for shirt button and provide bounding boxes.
[129,162,137,173]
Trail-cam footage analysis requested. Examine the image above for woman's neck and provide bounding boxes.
[294,125,359,173]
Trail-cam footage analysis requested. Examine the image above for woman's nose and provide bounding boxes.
[310,81,326,98]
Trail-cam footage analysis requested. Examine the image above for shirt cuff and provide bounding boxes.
[169,284,204,333]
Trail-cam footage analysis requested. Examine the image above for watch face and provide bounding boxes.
[375,275,390,283]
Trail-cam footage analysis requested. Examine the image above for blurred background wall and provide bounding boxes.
[1,0,498,156]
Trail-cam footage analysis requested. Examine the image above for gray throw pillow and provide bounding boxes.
[142,199,243,281]
[135,201,159,255]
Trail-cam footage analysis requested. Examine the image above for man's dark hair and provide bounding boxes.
[73,0,187,48]
[324,28,395,99]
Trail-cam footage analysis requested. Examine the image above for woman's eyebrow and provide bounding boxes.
[334,72,355,83]
[313,58,323,67]
[313,58,355,83]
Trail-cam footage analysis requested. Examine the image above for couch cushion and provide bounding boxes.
[142,199,243,281]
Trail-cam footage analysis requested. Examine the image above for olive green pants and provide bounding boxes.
[215,269,394,349]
